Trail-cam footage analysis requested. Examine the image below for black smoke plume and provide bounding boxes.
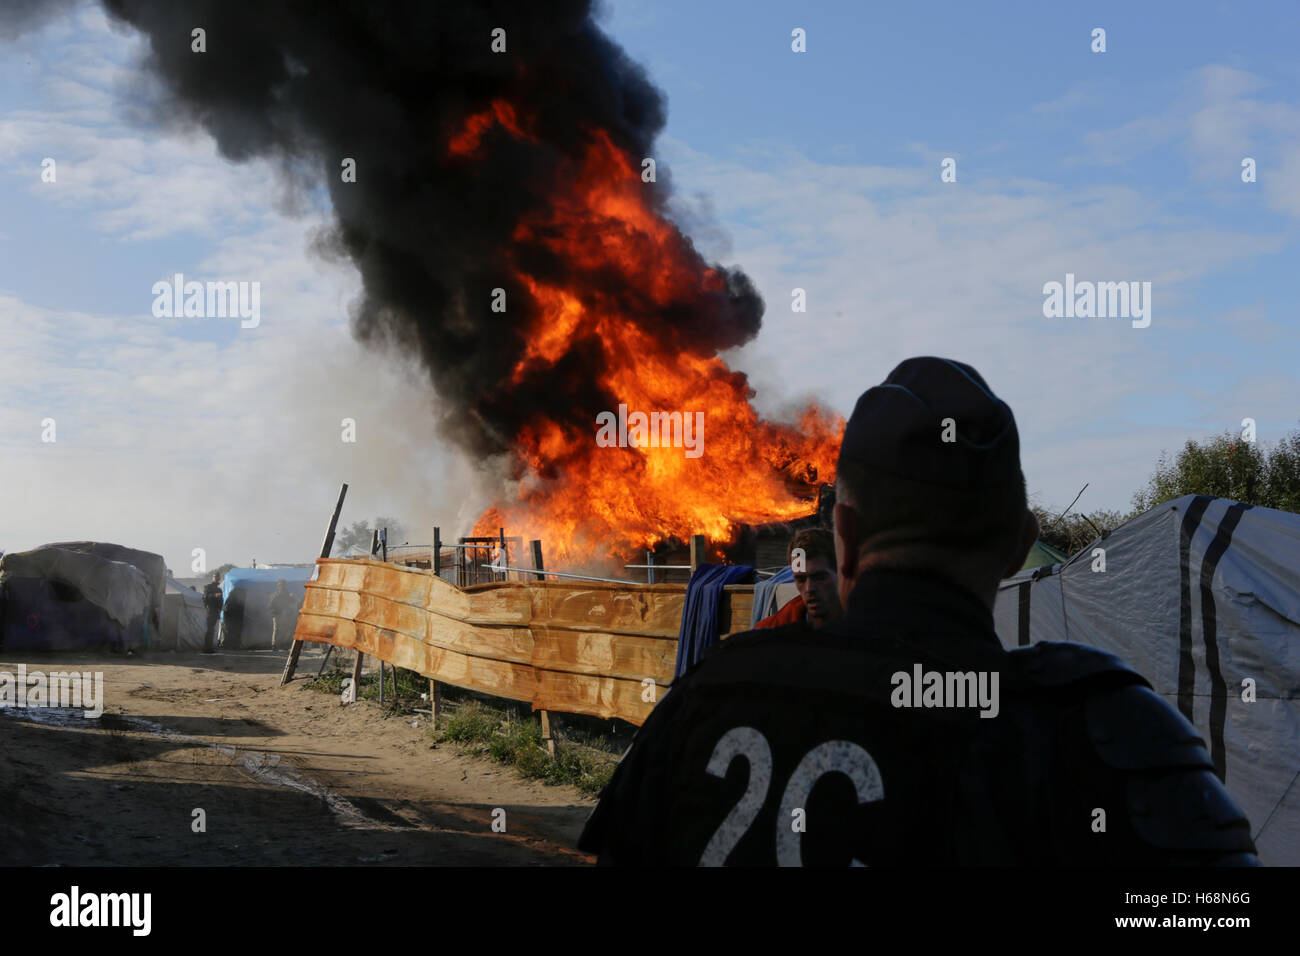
[46,0,765,461]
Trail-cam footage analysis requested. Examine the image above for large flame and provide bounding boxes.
[457,103,844,568]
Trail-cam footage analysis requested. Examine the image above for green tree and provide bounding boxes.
[1032,506,1131,556]
[1132,428,1300,514]
[1264,431,1300,514]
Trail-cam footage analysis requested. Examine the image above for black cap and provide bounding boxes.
[837,357,1021,489]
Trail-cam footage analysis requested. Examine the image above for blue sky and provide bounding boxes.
[0,0,1297,572]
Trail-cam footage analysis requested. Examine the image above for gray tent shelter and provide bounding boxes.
[993,495,1300,865]
[163,573,207,651]
[42,541,166,648]
[0,546,152,652]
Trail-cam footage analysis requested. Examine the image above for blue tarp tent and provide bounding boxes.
[218,567,312,650]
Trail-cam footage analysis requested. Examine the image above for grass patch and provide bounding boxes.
[307,669,346,695]
[440,701,502,744]
[302,654,424,716]
[304,652,626,795]
[431,700,620,796]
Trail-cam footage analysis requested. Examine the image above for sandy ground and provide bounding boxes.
[0,647,598,866]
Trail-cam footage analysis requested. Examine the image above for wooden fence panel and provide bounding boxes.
[293,558,752,725]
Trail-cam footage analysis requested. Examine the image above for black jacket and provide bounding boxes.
[203,582,223,613]
[578,569,1257,866]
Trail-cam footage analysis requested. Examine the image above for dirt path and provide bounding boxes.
[0,648,597,866]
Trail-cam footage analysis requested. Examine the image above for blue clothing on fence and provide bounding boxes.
[674,564,754,679]
[750,565,795,628]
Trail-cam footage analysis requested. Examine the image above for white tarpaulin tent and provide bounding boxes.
[993,494,1300,865]
[163,573,207,651]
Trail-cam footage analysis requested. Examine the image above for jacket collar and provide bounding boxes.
[839,569,1002,650]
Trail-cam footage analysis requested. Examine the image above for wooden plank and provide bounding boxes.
[317,567,533,624]
[356,591,430,636]
[529,586,685,636]
[429,679,443,723]
[529,627,677,684]
[423,620,533,664]
[292,613,345,644]
[307,610,674,686]
[280,480,348,685]
[539,710,555,758]
[720,585,755,636]
[421,645,536,702]
[349,647,364,702]
[306,614,536,704]
[303,595,535,666]
[530,540,545,581]
[689,534,707,573]
[532,670,660,725]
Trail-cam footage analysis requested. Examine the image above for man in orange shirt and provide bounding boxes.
[756,528,842,630]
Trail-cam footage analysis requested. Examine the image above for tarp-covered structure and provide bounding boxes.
[1020,539,1069,571]
[163,573,207,651]
[219,567,311,649]
[993,495,1300,865]
[0,545,154,652]
[42,541,166,647]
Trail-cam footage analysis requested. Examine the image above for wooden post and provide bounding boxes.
[540,709,556,758]
[498,526,507,582]
[530,540,545,581]
[350,648,364,702]
[646,550,656,585]
[433,527,441,578]
[689,534,708,574]
[281,481,347,686]
[314,644,334,678]
[428,679,443,724]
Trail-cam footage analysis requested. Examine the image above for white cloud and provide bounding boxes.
[0,110,276,240]
[1029,78,1113,116]
[0,258,477,571]
[1069,64,1300,219]
[661,135,1294,513]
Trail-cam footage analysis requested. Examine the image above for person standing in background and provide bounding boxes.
[202,573,222,655]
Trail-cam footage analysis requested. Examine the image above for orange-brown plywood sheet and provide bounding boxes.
[292,558,751,724]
